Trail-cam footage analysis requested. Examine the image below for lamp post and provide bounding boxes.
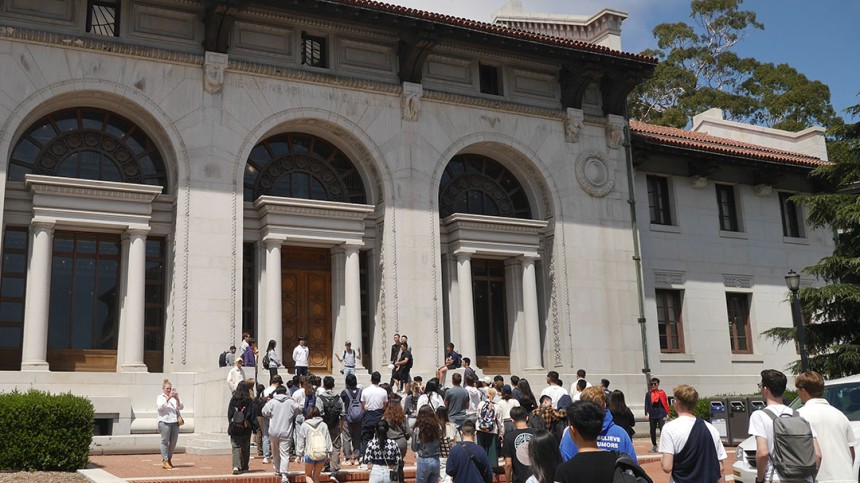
[784,270,809,372]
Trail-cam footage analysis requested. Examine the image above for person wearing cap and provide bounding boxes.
[336,340,361,377]
[497,384,521,436]
[292,337,309,376]
[227,357,247,392]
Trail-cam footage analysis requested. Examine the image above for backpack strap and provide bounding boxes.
[462,443,492,483]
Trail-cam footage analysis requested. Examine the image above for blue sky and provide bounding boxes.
[385,0,860,122]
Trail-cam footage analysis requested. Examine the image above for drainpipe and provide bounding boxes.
[621,106,651,387]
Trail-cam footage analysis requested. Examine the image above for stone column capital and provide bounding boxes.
[30,220,55,235]
[263,237,283,249]
[124,227,150,240]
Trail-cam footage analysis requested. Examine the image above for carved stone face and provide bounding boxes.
[204,63,224,94]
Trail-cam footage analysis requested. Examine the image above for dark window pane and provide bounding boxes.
[2,254,25,273]
[310,177,327,200]
[146,261,164,280]
[77,236,97,254]
[48,256,74,348]
[0,302,24,323]
[11,139,40,163]
[30,122,57,145]
[99,239,120,255]
[290,135,311,154]
[292,172,310,198]
[145,284,163,304]
[1,277,24,298]
[0,327,22,347]
[71,259,96,349]
[5,230,27,250]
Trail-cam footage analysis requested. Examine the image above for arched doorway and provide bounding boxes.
[244,132,372,373]
[4,107,169,372]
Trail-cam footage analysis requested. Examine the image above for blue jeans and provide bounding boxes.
[296,366,309,376]
[158,421,179,462]
[343,367,355,377]
[261,417,271,458]
[416,455,440,483]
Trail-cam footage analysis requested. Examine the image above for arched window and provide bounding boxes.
[244,133,366,203]
[439,154,531,219]
[8,108,168,191]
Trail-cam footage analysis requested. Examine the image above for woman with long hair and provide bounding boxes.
[526,429,563,483]
[363,420,403,483]
[411,405,442,483]
[609,390,636,438]
[227,380,257,474]
[384,400,412,481]
[435,406,459,483]
[156,379,183,469]
[404,381,422,427]
[265,339,281,380]
[517,379,537,413]
[417,380,444,412]
[297,406,332,483]
[341,373,363,466]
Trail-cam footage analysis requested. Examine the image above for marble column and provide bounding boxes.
[264,238,283,361]
[456,252,477,366]
[20,221,55,371]
[521,256,543,370]
[120,228,149,372]
[344,243,364,367]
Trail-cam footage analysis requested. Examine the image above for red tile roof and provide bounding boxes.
[328,0,657,64]
[630,120,827,168]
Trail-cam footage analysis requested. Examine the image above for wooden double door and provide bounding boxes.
[281,247,332,373]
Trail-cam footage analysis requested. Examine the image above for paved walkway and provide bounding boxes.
[81,438,737,483]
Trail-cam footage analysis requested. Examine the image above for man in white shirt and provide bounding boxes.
[226,357,246,393]
[292,337,309,376]
[540,371,568,409]
[795,371,856,483]
[748,369,821,483]
[358,371,389,468]
[569,369,593,398]
[659,384,726,483]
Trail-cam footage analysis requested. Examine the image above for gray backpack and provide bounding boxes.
[763,408,817,481]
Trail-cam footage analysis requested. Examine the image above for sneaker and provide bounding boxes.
[329,471,341,483]
[232,467,240,475]
[263,457,271,464]
[281,477,290,483]
[358,464,368,470]
[162,461,172,470]
[651,445,658,453]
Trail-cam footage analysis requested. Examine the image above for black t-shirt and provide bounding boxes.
[503,428,536,483]
[554,450,617,483]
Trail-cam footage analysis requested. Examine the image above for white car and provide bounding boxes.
[732,373,860,483]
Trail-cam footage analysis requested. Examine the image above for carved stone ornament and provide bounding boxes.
[606,115,624,149]
[401,82,423,122]
[575,151,615,198]
[564,108,584,144]
[654,270,685,287]
[690,175,708,189]
[723,274,752,289]
[204,51,228,95]
[754,184,773,197]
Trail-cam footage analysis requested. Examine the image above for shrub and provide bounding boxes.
[0,389,93,471]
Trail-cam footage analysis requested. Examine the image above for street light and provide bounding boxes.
[784,270,809,372]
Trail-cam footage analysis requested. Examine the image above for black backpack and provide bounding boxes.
[231,405,247,429]
[320,393,343,426]
[218,351,230,367]
[613,454,653,483]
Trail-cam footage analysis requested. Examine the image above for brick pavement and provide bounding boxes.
[85,438,737,483]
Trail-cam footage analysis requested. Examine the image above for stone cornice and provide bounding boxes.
[441,213,549,234]
[423,90,561,120]
[241,7,394,43]
[25,175,163,203]
[227,59,401,95]
[254,196,374,220]
[0,26,203,66]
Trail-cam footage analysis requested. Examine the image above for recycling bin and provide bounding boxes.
[747,397,766,414]
[727,399,749,444]
[709,398,729,444]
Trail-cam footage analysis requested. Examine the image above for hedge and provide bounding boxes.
[0,389,93,471]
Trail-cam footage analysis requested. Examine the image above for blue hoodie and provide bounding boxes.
[559,409,638,463]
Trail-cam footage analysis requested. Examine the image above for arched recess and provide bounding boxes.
[235,110,392,375]
[0,84,188,373]
[432,134,560,376]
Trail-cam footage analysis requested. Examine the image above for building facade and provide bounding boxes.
[0,0,831,439]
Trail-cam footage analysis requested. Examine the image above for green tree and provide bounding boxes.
[630,0,838,130]
[763,100,860,378]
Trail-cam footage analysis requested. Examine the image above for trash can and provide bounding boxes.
[709,399,729,444]
[727,399,749,444]
[747,397,766,414]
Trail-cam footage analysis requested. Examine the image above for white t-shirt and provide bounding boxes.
[569,378,593,397]
[360,384,388,411]
[496,398,521,421]
[540,385,568,409]
[797,398,857,483]
[292,345,309,367]
[748,404,817,482]
[658,415,727,483]
[466,386,483,410]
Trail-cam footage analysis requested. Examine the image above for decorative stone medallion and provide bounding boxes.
[575,151,614,197]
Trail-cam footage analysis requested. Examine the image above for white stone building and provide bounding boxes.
[0,0,831,441]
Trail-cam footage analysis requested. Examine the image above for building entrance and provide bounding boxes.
[282,247,332,373]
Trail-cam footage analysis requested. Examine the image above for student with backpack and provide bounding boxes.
[476,387,502,468]
[749,369,820,483]
[340,374,365,466]
[658,384,726,483]
[318,376,344,478]
[228,380,258,475]
[297,406,332,483]
[263,385,302,482]
[219,345,237,367]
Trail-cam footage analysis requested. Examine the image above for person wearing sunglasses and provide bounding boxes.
[644,378,670,453]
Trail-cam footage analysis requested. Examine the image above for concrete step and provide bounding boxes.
[184,432,232,455]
